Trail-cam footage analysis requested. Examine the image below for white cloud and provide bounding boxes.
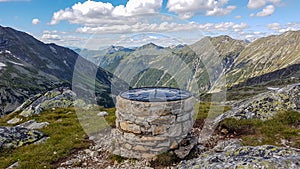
[247,0,281,9]
[232,22,248,29]
[167,0,236,19]
[256,5,275,16]
[32,18,40,25]
[235,15,242,19]
[112,0,163,16]
[206,5,236,16]
[267,22,281,30]
[50,0,162,25]
[245,34,254,39]
[247,0,281,17]
[267,22,300,33]
[278,27,295,33]
[41,34,61,41]
[75,21,248,35]
[253,31,262,35]
[247,0,267,9]
[76,21,200,34]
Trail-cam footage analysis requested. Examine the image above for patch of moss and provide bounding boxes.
[108,154,128,163]
[195,102,231,120]
[219,110,300,148]
[150,151,180,167]
[0,107,91,169]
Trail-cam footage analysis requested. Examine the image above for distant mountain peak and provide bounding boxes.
[138,42,164,50]
[105,45,133,54]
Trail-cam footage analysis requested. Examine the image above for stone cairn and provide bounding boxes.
[112,87,195,159]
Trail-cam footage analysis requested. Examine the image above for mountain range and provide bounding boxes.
[1,25,300,116]
[78,31,300,97]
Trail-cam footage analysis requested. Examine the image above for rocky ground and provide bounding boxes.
[55,126,300,169]
[56,84,300,169]
[1,84,300,168]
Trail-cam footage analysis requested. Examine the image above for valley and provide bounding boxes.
[0,26,299,169]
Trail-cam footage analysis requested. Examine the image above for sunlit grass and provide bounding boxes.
[0,106,116,169]
[195,102,231,120]
[219,110,300,148]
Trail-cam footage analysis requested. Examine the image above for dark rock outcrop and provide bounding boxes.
[0,126,45,148]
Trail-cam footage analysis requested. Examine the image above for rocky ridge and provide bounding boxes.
[78,31,300,97]
[216,83,300,122]
[15,87,75,117]
[226,31,300,87]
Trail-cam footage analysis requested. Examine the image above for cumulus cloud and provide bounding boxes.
[278,27,295,33]
[50,0,162,25]
[206,5,236,16]
[247,0,281,9]
[267,22,300,33]
[76,21,200,34]
[267,22,281,30]
[32,18,40,25]
[235,15,242,19]
[247,0,281,17]
[41,34,61,41]
[167,0,236,19]
[75,21,248,35]
[256,5,275,16]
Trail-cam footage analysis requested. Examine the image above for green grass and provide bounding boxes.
[0,106,116,169]
[150,151,180,167]
[75,106,116,135]
[195,102,231,120]
[219,110,300,148]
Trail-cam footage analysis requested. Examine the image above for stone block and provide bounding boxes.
[149,115,176,125]
[142,153,156,159]
[167,101,183,110]
[124,143,132,150]
[167,123,182,137]
[177,113,191,122]
[120,122,141,134]
[156,140,170,147]
[140,136,167,141]
[155,108,173,116]
[170,140,178,149]
[153,125,167,135]
[133,145,148,151]
[151,147,167,153]
[182,120,193,133]
[123,132,138,141]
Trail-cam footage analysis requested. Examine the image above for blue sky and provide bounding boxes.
[0,0,299,49]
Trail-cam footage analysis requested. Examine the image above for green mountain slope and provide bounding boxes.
[226,31,300,87]
[77,30,300,99]
[0,26,116,116]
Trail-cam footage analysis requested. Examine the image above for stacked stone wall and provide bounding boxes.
[113,95,195,159]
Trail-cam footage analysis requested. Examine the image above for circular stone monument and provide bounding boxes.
[112,87,195,159]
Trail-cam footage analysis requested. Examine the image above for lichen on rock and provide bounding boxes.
[16,87,76,117]
[176,144,300,169]
[0,126,46,148]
